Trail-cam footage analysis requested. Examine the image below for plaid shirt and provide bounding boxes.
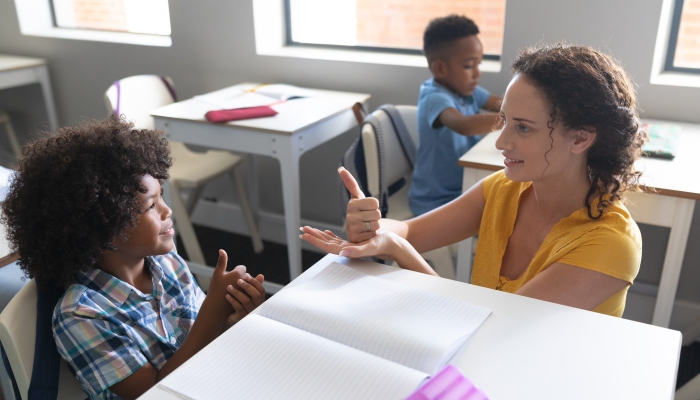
[52,252,205,399]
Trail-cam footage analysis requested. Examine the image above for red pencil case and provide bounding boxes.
[205,105,278,123]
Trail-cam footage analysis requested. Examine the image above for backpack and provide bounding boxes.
[338,104,417,219]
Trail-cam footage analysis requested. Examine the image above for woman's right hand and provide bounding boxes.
[339,167,382,243]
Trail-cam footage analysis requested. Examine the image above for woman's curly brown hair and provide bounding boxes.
[1,117,172,290]
[512,43,648,219]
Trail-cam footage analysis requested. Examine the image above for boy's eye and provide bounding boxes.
[149,202,156,210]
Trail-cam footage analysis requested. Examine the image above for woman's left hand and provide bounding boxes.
[300,226,400,260]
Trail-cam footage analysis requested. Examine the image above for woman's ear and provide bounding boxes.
[570,128,597,154]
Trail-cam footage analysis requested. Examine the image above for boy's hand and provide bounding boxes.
[339,167,381,243]
[224,274,265,327]
[208,250,247,320]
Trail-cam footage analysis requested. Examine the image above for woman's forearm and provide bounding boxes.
[391,235,438,276]
[379,218,409,239]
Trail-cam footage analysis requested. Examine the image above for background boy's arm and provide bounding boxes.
[482,94,502,112]
[437,108,501,136]
[109,250,247,399]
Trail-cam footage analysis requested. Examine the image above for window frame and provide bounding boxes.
[283,0,501,62]
[13,0,171,47]
[664,0,700,74]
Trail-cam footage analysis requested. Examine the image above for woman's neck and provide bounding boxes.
[529,163,592,223]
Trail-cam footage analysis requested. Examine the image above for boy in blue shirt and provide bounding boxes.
[409,15,502,216]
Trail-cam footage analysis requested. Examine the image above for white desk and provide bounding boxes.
[140,254,681,400]
[151,84,370,288]
[457,121,700,331]
[0,54,58,131]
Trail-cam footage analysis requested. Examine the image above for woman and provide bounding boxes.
[301,44,647,317]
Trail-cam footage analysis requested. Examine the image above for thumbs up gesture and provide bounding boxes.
[339,167,382,243]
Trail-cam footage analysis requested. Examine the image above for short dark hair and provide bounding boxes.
[511,44,648,219]
[423,14,480,60]
[1,117,172,290]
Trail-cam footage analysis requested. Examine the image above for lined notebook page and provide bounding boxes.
[259,263,492,375]
[158,314,427,400]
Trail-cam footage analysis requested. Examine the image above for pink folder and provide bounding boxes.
[204,105,278,123]
[405,365,488,400]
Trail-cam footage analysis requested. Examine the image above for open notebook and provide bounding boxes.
[158,263,492,400]
[193,84,313,110]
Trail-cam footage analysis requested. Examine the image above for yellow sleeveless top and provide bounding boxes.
[472,171,642,317]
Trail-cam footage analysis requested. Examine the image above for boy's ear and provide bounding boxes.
[431,59,447,78]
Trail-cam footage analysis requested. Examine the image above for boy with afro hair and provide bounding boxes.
[1,117,265,399]
[409,14,502,215]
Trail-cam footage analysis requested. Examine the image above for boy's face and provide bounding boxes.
[432,35,484,96]
[117,174,175,258]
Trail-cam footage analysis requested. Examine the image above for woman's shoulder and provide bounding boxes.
[482,170,526,199]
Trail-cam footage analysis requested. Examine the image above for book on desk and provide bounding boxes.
[157,263,492,400]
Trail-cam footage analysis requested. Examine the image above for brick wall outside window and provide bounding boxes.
[356,0,506,56]
[71,0,127,32]
[675,0,700,68]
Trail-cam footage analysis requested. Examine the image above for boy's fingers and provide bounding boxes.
[244,274,265,295]
[214,249,228,277]
[339,167,365,199]
[231,286,255,313]
[255,274,264,283]
[239,278,262,301]
[226,293,245,312]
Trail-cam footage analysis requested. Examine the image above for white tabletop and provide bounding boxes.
[140,254,681,400]
[459,119,700,200]
[150,83,370,135]
[0,54,46,72]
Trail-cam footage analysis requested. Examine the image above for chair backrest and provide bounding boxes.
[104,75,177,130]
[0,280,84,400]
[361,105,418,198]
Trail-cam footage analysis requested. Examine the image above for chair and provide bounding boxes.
[0,111,21,157]
[0,280,85,400]
[104,75,264,289]
[359,105,456,279]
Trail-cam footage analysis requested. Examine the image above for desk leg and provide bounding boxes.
[456,167,482,283]
[36,65,59,131]
[276,139,303,281]
[652,198,695,327]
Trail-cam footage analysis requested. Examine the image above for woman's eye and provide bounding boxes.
[518,124,530,132]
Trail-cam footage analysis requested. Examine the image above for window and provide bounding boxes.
[285,0,506,60]
[51,0,171,35]
[665,0,700,73]
[13,0,171,46]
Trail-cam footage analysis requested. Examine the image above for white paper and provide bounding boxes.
[158,315,427,400]
[259,263,492,375]
[193,84,313,110]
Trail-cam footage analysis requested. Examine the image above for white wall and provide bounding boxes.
[2,0,700,302]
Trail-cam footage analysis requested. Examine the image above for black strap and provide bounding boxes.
[1,342,22,400]
[28,284,64,400]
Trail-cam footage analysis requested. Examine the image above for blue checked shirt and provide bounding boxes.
[52,251,205,399]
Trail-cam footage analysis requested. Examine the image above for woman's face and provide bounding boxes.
[496,74,588,184]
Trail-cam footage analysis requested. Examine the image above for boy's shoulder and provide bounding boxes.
[419,78,456,101]
[53,251,191,320]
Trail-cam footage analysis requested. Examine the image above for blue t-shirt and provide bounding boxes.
[409,78,490,216]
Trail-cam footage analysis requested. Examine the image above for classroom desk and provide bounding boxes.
[139,254,681,400]
[151,84,370,289]
[0,54,58,131]
[456,120,700,330]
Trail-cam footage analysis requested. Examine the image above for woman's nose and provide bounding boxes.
[494,129,511,151]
